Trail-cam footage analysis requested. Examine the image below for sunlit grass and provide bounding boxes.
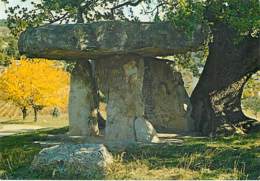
[0,114,68,128]
[0,127,259,179]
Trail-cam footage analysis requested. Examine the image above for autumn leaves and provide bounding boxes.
[0,57,69,121]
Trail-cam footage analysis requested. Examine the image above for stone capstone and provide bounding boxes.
[18,21,207,60]
[31,144,113,177]
[134,118,160,143]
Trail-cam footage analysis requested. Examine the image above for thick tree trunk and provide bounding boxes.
[191,23,260,135]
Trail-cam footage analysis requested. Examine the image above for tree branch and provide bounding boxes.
[142,2,169,14]
[47,12,69,24]
[110,0,144,19]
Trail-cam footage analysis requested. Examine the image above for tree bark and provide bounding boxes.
[191,23,260,135]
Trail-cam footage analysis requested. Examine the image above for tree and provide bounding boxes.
[1,0,158,37]
[0,58,69,121]
[2,0,260,134]
[188,0,259,135]
[0,26,19,66]
[1,0,159,128]
[163,0,259,135]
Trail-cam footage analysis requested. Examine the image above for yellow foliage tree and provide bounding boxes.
[0,57,69,121]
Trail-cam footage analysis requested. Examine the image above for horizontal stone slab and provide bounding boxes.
[19,21,207,60]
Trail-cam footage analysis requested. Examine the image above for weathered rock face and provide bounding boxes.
[18,21,200,140]
[134,118,160,143]
[31,144,113,177]
[69,55,194,138]
[95,55,146,143]
[69,61,99,136]
[18,21,207,60]
[143,58,194,133]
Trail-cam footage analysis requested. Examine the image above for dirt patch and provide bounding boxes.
[0,124,44,137]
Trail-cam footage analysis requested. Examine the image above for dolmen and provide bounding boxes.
[19,21,206,176]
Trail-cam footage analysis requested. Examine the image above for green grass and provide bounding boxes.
[0,127,68,179]
[0,128,259,180]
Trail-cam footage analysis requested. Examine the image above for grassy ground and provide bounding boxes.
[0,114,68,128]
[0,127,259,180]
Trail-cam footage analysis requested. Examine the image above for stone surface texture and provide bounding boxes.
[31,144,113,176]
[69,61,99,136]
[19,21,207,60]
[143,58,194,133]
[18,21,199,140]
[95,55,146,143]
[134,117,160,143]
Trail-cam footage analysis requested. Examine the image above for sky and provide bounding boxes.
[0,0,37,19]
[0,0,152,21]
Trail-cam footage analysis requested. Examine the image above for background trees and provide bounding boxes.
[1,0,156,37]
[0,58,69,121]
[0,19,19,66]
[242,72,260,119]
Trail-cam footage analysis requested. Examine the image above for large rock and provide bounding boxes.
[69,61,99,136]
[31,144,113,177]
[19,21,207,60]
[18,21,200,140]
[143,57,194,133]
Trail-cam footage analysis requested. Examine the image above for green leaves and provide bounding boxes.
[166,0,206,38]
[0,31,19,66]
[207,0,260,39]
[165,0,260,41]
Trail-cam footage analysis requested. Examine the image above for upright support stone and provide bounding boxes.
[69,61,99,136]
[143,58,194,133]
[96,55,146,143]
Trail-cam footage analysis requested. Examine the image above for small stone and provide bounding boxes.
[134,118,160,143]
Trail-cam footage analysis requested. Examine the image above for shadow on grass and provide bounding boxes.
[123,133,260,179]
[0,128,259,179]
[0,127,69,179]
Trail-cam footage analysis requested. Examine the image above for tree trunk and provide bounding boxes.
[33,107,38,122]
[32,105,43,122]
[21,107,27,120]
[77,6,84,23]
[191,23,260,135]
